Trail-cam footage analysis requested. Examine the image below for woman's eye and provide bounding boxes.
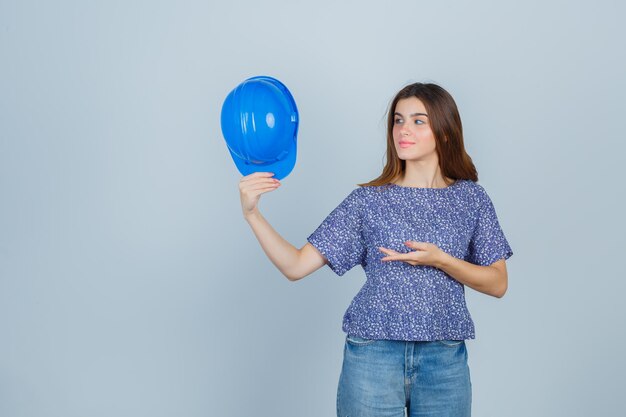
[394,118,403,124]
[414,119,425,125]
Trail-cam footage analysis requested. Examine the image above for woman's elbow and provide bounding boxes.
[284,271,303,282]
[492,274,508,298]
[282,244,325,282]
[492,283,507,298]
[282,264,308,282]
[487,261,508,298]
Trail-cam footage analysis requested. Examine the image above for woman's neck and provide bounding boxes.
[396,162,451,188]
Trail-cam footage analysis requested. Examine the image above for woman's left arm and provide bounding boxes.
[379,241,508,298]
[435,252,507,298]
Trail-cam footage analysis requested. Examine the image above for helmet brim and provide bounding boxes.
[227,138,296,180]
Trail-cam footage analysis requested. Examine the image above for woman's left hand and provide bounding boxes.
[379,241,447,268]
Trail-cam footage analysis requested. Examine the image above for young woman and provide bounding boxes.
[238,82,513,417]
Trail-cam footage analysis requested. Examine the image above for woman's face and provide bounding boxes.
[392,97,438,163]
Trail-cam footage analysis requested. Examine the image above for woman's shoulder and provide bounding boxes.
[356,183,393,191]
[354,183,395,198]
[334,186,372,208]
[456,180,498,209]
[338,184,392,210]
[456,179,483,193]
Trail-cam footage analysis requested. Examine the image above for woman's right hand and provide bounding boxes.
[239,172,281,218]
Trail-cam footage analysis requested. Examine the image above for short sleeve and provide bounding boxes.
[467,189,513,266]
[307,189,366,276]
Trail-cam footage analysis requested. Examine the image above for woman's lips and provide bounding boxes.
[398,141,415,148]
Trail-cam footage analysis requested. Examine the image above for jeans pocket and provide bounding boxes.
[436,339,464,347]
[346,334,376,346]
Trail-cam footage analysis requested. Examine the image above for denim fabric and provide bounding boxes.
[337,335,471,417]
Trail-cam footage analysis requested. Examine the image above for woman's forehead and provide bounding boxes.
[395,97,427,114]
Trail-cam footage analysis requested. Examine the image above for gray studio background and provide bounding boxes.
[1,0,624,416]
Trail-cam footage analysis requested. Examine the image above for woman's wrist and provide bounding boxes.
[434,250,454,270]
[243,208,261,223]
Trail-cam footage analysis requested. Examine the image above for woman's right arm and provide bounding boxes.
[239,172,327,281]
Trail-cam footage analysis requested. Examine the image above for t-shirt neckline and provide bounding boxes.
[388,180,461,190]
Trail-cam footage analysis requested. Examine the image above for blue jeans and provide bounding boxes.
[337,335,472,417]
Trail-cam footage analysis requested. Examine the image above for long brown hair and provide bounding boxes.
[360,83,478,187]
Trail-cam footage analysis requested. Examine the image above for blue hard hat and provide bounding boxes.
[220,76,299,180]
